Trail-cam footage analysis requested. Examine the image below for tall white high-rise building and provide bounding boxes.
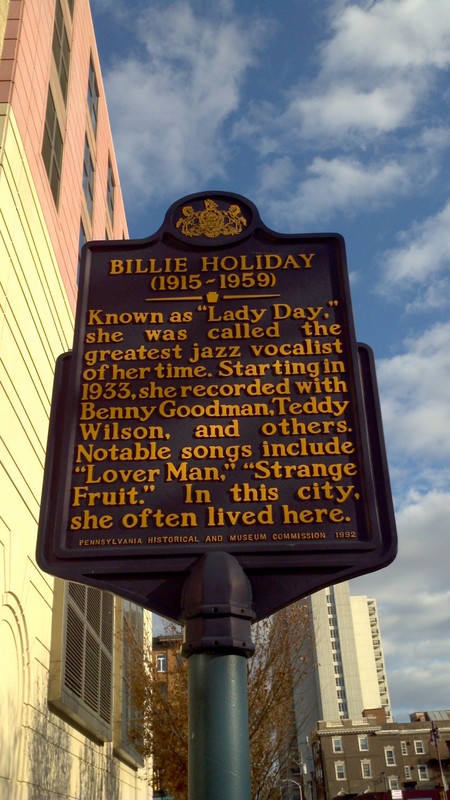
[292,582,392,782]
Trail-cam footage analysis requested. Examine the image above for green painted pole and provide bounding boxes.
[188,652,251,800]
[181,552,255,800]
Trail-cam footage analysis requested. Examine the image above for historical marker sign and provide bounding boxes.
[37,192,396,620]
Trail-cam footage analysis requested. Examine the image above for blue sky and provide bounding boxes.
[90,0,450,721]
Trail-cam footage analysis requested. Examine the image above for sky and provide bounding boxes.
[89,0,450,722]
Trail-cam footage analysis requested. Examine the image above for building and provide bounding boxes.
[290,584,392,795]
[332,790,450,800]
[153,631,184,682]
[152,632,187,799]
[0,1,150,797]
[312,709,450,800]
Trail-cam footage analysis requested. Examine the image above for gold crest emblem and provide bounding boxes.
[176,199,247,238]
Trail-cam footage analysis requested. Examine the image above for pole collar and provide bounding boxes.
[180,552,255,658]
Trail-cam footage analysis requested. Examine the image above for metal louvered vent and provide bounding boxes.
[63,583,113,725]
[64,604,83,697]
[68,581,85,611]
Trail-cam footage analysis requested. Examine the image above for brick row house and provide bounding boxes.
[312,710,450,800]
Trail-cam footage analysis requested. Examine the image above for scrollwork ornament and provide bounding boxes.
[176,199,247,238]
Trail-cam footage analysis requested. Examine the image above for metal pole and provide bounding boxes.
[430,723,449,792]
[181,552,255,800]
[188,651,251,800]
[283,777,303,800]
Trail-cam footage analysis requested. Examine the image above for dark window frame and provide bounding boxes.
[83,135,95,218]
[42,88,64,205]
[87,56,99,136]
[52,0,71,104]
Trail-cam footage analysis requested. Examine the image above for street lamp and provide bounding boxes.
[292,756,309,800]
[283,778,303,800]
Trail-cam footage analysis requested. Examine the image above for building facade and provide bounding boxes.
[151,632,187,799]
[291,583,392,795]
[0,1,150,797]
[312,710,450,800]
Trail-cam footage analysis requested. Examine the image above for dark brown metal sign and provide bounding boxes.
[37,192,396,620]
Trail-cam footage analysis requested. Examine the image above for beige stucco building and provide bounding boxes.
[0,1,150,796]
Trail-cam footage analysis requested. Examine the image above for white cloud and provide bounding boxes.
[284,81,418,140]
[354,490,450,605]
[238,0,450,153]
[96,0,450,228]
[388,663,450,721]
[323,0,450,75]
[351,489,450,719]
[378,200,450,306]
[377,322,450,464]
[354,319,450,719]
[420,125,450,155]
[288,0,450,143]
[389,490,450,585]
[101,2,264,207]
[262,156,409,228]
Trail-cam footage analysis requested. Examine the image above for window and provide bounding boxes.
[42,89,64,204]
[65,583,113,727]
[83,136,95,218]
[106,159,115,223]
[335,763,346,780]
[389,777,399,789]
[404,766,412,780]
[49,581,113,741]
[332,737,343,753]
[87,57,99,135]
[77,220,86,282]
[113,599,144,767]
[361,761,372,779]
[417,765,429,781]
[414,740,425,754]
[52,0,71,103]
[359,735,369,752]
[385,747,396,766]
[49,582,145,754]
[43,0,73,204]
[401,741,408,756]
[156,653,167,672]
